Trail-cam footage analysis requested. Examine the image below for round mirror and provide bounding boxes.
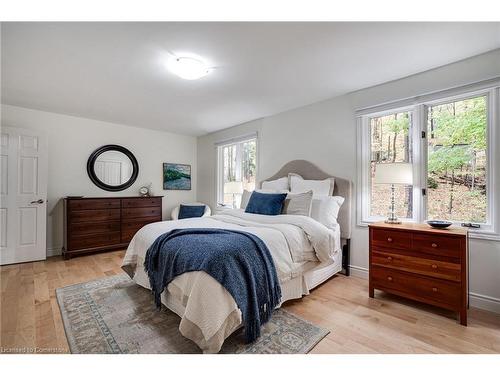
[87,145,139,191]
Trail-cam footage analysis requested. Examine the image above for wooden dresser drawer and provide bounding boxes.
[70,209,121,223]
[412,233,462,259]
[69,231,121,250]
[122,197,162,208]
[121,218,159,242]
[122,206,161,219]
[372,249,461,282]
[371,229,411,250]
[371,266,461,309]
[68,199,121,210]
[69,220,121,236]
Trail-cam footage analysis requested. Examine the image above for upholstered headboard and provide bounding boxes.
[260,160,352,239]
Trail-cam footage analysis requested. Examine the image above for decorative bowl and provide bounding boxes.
[426,220,453,229]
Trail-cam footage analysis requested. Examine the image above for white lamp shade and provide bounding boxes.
[373,163,413,185]
[224,181,244,194]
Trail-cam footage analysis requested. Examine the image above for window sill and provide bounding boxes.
[468,231,500,241]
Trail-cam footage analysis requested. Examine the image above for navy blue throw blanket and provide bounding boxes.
[143,228,282,343]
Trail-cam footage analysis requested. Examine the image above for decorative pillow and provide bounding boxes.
[310,196,345,229]
[178,204,206,219]
[289,173,334,197]
[240,189,253,210]
[245,191,288,216]
[261,177,289,191]
[282,190,313,216]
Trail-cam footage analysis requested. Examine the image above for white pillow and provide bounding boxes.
[289,173,334,197]
[282,190,313,216]
[261,177,289,191]
[310,196,345,229]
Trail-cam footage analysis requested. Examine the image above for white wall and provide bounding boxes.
[197,49,500,313]
[1,104,197,256]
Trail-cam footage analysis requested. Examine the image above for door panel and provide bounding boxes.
[20,156,38,194]
[0,127,47,265]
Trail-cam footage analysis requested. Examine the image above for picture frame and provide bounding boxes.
[163,163,191,190]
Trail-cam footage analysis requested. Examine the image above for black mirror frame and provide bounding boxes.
[86,144,139,192]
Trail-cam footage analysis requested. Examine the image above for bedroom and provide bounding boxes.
[1,0,500,372]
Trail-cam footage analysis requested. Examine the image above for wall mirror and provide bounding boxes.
[87,144,139,191]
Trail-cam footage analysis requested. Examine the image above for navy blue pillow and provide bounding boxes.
[244,191,287,216]
[178,204,206,219]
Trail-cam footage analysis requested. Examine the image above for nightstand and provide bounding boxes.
[369,222,468,325]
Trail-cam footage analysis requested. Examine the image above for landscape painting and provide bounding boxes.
[163,163,191,190]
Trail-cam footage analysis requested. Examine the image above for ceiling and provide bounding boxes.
[2,22,500,136]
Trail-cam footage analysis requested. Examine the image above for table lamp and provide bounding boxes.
[373,163,413,224]
[224,181,243,208]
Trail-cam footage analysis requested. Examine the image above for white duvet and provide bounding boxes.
[121,209,340,353]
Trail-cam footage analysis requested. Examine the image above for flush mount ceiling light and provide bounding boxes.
[167,56,211,80]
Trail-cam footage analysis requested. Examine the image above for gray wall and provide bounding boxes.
[197,49,500,312]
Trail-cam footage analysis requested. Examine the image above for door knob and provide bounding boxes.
[30,199,44,204]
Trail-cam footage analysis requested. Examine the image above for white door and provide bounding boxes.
[0,126,48,265]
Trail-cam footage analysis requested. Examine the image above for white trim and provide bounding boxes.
[355,77,500,116]
[469,292,500,314]
[349,265,369,279]
[47,247,62,257]
[357,82,499,239]
[356,107,417,225]
[214,132,258,147]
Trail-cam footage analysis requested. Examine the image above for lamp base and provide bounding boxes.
[384,217,402,224]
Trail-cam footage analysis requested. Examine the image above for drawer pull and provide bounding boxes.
[431,264,438,269]
[432,287,438,292]
[387,276,393,281]
[387,237,393,243]
[387,256,393,261]
[431,243,438,248]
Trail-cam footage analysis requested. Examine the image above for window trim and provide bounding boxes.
[357,80,500,240]
[215,133,258,208]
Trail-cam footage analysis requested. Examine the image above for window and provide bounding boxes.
[217,136,257,208]
[357,83,499,238]
[370,110,414,220]
[427,96,488,223]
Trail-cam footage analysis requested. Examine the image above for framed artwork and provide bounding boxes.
[163,163,191,190]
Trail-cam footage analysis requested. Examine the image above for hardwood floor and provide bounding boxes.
[1,250,499,354]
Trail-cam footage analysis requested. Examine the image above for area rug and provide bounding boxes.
[56,274,329,354]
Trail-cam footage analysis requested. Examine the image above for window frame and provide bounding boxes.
[357,82,499,240]
[216,133,259,208]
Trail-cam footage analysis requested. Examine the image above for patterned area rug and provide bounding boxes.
[56,274,329,354]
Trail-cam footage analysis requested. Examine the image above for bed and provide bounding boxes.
[121,160,352,353]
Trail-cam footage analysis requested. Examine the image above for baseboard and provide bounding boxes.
[46,247,62,257]
[349,265,368,279]
[469,293,500,314]
[348,264,500,314]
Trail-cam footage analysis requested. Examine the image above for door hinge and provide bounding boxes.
[421,131,426,139]
[422,188,426,196]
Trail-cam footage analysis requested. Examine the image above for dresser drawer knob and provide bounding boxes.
[432,287,438,292]
[387,256,393,261]
[387,276,393,281]
[431,264,438,269]
[387,237,393,243]
[431,243,438,248]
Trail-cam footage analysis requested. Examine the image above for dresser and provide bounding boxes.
[63,196,163,259]
[369,222,468,325]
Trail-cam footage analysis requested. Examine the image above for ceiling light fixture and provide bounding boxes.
[167,56,211,80]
